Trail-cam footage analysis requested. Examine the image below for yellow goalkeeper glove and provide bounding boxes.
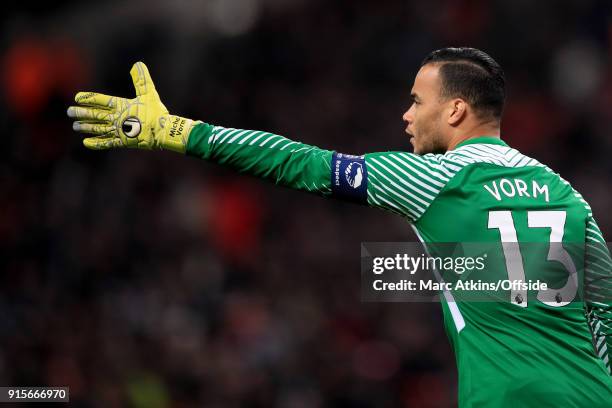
[67,62,198,153]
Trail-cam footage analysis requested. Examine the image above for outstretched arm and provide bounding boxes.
[67,62,342,200]
[68,62,449,222]
[185,123,334,197]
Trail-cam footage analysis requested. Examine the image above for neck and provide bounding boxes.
[447,122,500,151]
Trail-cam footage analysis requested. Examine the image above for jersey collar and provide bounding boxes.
[453,136,508,150]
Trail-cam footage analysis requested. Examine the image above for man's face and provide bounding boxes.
[402,64,448,155]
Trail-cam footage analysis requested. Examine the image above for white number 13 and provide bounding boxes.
[488,211,578,308]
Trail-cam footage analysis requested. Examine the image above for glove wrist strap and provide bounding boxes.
[159,115,198,154]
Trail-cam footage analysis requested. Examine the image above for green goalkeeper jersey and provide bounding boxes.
[186,123,612,407]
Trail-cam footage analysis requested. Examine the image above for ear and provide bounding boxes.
[447,98,467,126]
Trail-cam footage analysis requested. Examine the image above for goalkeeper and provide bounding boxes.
[68,48,612,407]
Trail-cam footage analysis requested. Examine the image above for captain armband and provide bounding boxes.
[330,152,368,204]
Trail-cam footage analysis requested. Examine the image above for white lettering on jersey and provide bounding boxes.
[484,178,550,202]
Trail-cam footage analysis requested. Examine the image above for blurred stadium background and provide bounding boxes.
[1,0,611,406]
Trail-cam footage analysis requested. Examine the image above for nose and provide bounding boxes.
[403,105,414,124]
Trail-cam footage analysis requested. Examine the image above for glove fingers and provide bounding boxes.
[130,62,155,97]
[83,136,124,150]
[72,121,115,135]
[67,106,113,122]
[74,92,119,108]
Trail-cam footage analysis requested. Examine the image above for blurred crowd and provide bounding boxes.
[1,0,611,407]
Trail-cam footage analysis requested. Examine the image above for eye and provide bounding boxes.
[122,117,142,138]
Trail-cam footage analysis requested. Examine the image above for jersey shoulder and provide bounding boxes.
[441,143,589,209]
[364,142,592,224]
[413,143,593,237]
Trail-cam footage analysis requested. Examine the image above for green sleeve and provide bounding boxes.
[186,122,333,195]
[185,123,463,213]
